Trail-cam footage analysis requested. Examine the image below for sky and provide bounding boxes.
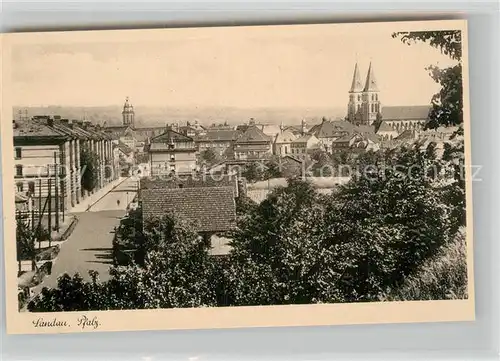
[10,23,458,109]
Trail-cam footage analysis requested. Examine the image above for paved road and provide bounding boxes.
[34,178,138,292]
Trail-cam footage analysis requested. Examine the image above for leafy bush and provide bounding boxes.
[80,146,100,192]
[381,230,467,301]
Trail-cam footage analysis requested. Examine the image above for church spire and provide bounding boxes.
[363,62,379,92]
[349,62,363,93]
[122,96,135,127]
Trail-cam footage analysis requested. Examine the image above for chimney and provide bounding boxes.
[60,119,69,125]
[54,115,61,120]
[47,117,54,127]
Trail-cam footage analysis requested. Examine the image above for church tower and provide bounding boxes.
[122,96,135,127]
[347,63,364,123]
[361,62,381,125]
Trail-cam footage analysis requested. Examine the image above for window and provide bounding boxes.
[15,165,23,177]
[15,147,22,159]
[28,181,35,194]
[168,143,175,150]
[16,182,23,192]
[178,184,184,188]
[285,146,288,154]
[357,95,361,101]
[170,154,175,161]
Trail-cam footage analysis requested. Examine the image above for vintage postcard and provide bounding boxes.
[1,19,474,334]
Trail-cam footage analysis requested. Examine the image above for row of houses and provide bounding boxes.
[13,115,120,224]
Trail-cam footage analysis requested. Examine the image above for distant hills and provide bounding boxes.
[12,105,347,128]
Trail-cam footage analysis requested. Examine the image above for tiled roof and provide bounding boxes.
[235,125,271,143]
[117,141,133,155]
[353,124,375,134]
[382,105,431,121]
[151,129,193,143]
[141,186,237,233]
[376,121,395,132]
[333,133,354,143]
[197,130,241,142]
[282,155,303,164]
[13,119,68,139]
[274,129,297,143]
[134,127,165,142]
[396,129,417,140]
[292,134,316,143]
[311,120,355,138]
[139,174,238,196]
[259,124,282,138]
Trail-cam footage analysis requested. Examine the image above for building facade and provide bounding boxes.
[148,129,198,176]
[233,125,273,160]
[13,116,117,225]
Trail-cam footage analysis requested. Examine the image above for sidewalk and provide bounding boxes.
[69,177,127,213]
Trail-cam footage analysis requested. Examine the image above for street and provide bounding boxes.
[33,177,138,292]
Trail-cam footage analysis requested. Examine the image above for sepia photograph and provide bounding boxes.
[1,19,474,334]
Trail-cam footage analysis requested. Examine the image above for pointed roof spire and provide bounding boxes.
[349,62,364,93]
[363,62,379,92]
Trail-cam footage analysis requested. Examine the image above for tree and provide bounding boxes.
[80,146,100,192]
[263,159,282,180]
[324,144,456,301]
[16,218,37,273]
[373,112,383,132]
[16,218,50,273]
[310,149,333,177]
[199,148,219,167]
[241,162,264,183]
[226,178,344,305]
[28,214,218,311]
[392,31,463,129]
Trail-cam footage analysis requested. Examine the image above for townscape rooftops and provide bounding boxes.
[311,120,355,138]
[333,133,355,143]
[139,174,238,196]
[353,124,376,135]
[382,105,431,121]
[274,129,298,143]
[141,186,237,233]
[235,125,272,143]
[150,129,194,143]
[396,129,417,140]
[116,141,133,155]
[13,118,68,139]
[292,134,317,144]
[376,121,396,132]
[197,129,242,142]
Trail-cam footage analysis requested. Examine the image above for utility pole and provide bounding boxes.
[47,177,52,247]
[30,196,35,233]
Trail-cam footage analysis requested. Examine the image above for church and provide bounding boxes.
[347,62,431,136]
[103,97,166,152]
